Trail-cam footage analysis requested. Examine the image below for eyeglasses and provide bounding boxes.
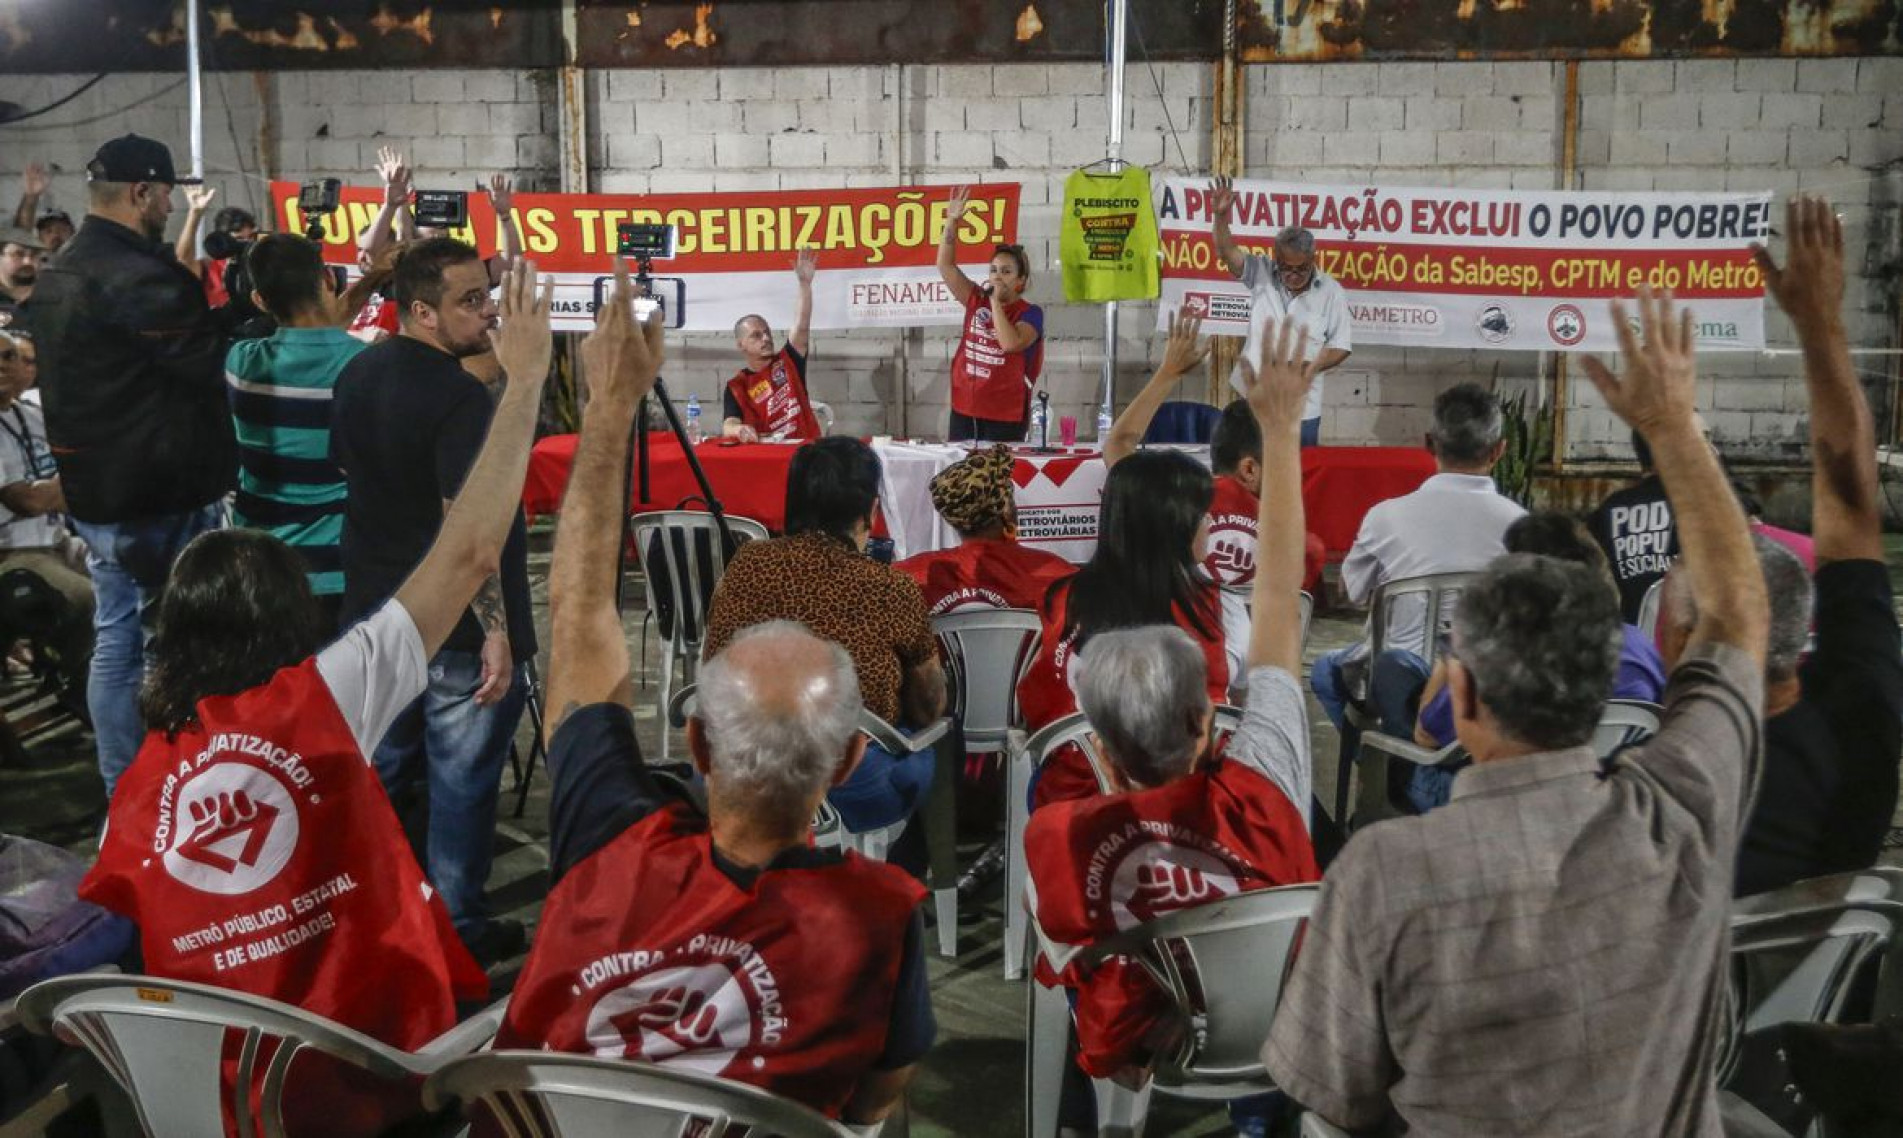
[1274,259,1314,279]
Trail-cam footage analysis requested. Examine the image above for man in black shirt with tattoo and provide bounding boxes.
[330,236,537,963]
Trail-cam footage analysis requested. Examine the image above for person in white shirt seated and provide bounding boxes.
[0,329,90,694]
[1310,382,1526,731]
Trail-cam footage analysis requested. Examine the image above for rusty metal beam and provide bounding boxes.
[1208,0,1246,406]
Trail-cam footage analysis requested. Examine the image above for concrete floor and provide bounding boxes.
[5,528,1901,1137]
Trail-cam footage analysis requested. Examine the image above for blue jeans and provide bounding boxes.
[1309,644,1363,731]
[372,650,527,938]
[73,501,227,797]
[827,740,934,832]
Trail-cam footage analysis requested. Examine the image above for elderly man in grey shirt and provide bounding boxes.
[1264,286,1770,1135]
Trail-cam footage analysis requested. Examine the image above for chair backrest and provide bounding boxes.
[629,511,771,651]
[931,608,1042,752]
[1079,884,1321,1095]
[16,974,423,1138]
[810,400,836,434]
[1636,577,1666,645]
[1220,585,1314,650]
[424,1050,851,1138]
[1141,402,1223,445]
[1591,699,1662,760]
[1367,571,1477,664]
[1027,707,1245,796]
[1730,870,1903,1032]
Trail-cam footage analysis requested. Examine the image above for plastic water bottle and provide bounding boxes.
[685,395,703,445]
[1095,407,1113,443]
[1028,394,1049,449]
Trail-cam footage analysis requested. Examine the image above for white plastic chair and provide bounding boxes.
[1353,698,1663,827]
[629,510,770,761]
[1636,576,1667,645]
[931,607,1042,972]
[423,1050,857,1137]
[810,400,836,435]
[15,973,507,1138]
[1334,571,1477,824]
[1026,884,1321,1138]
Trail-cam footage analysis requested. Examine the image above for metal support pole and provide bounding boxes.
[185,0,204,181]
[1098,0,1129,438]
[558,0,589,193]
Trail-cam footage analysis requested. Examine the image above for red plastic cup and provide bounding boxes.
[1059,415,1078,447]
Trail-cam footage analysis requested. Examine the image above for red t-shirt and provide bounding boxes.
[80,605,485,1136]
[1018,579,1230,809]
[1026,758,1318,1076]
[950,290,1043,423]
[1204,474,1327,596]
[497,803,924,1118]
[346,294,402,343]
[895,535,1074,616]
[724,346,822,441]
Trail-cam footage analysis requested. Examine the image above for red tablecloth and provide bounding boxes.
[521,434,799,527]
[523,434,1438,560]
[1301,446,1438,557]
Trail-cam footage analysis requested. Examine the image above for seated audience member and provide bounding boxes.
[77,262,554,1136]
[0,331,90,695]
[1264,286,1769,1133]
[1377,511,1667,813]
[1659,197,1901,898]
[895,443,1071,614]
[224,234,367,627]
[1017,448,1243,809]
[1102,311,1325,596]
[724,248,823,442]
[1027,317,1318,1098]
[704,437,947,861]
[1309,382,1525,731]
[500,279,929,1125]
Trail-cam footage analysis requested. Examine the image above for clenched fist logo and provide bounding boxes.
[162,766,300,896]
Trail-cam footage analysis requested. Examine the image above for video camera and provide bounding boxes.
[412,189,469,232]
[592,222,687,329]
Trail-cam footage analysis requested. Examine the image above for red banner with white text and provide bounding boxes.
[268,181,1021,333]
[1155,177,1771,352]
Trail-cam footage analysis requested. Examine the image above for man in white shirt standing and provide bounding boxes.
[1311,382,1525,733]
[1210,179,1353,447]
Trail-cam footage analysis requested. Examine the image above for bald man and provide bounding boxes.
[723,249,822,442]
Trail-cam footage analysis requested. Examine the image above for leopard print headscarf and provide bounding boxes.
[929,444,1016,534]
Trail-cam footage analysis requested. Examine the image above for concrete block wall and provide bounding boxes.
[1,57,1897,460]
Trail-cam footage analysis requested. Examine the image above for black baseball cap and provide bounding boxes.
[86,134,201,185]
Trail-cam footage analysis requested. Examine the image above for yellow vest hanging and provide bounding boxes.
[1060,167,1160,303]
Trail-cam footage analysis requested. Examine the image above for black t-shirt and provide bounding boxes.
[1737,559,1903,897]
[721,343,806,423]
[329,335,536,659]
[547,703,935,1071]
[0,292,32,336]
[1587,475,1678,622]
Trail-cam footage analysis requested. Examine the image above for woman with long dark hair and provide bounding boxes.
[1018,449,1244,807]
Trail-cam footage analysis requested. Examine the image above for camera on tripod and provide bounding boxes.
[592,222,687,329]
[296,178,341,243]
[412,189,469,232]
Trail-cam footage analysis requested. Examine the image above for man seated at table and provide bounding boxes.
[1102,311,1325,598]
[1026,317,1318,1112]
[500,284,929,1123]
[1309,382,1525,732]
[896,443,1071,615]
[724,248,822,442]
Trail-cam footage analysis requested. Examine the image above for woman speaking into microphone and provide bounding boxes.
[935,186,1044,442]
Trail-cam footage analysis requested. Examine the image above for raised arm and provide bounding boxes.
[1105,310,1209,467]
[934,186,978,305]
[542,258,665,737]
[392,260,553,657]
[788,247,816,357]
[1242,316,1312,676]
[358,147,412,269]
[1583,288,1767,667]
[13,163,47,231]
[484,173,522,286]
[173,185,216,277]
[1208,178,1247,280]
[1753,195,1881,564]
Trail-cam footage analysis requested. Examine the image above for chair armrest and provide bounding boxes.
[417,997,511,1065]
[1300,1113,1352,1138]
[858,713,952,754]
[1358,730,1462,768]
[667,683,700,729]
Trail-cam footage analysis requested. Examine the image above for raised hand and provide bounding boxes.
[375,146,412,205]
[793,246,817,284]
[947,184,972,220]
[1159,309,1211,376]
[1580,285,1698,438]
[1209,176,1236,223]
[1245,316,1312,430]
[580,256,665,409]
[1751,194,1844,333]
[183,184,217,212]
[21,163,48,197]
[484,173,514,216]
[491,258,555,387]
